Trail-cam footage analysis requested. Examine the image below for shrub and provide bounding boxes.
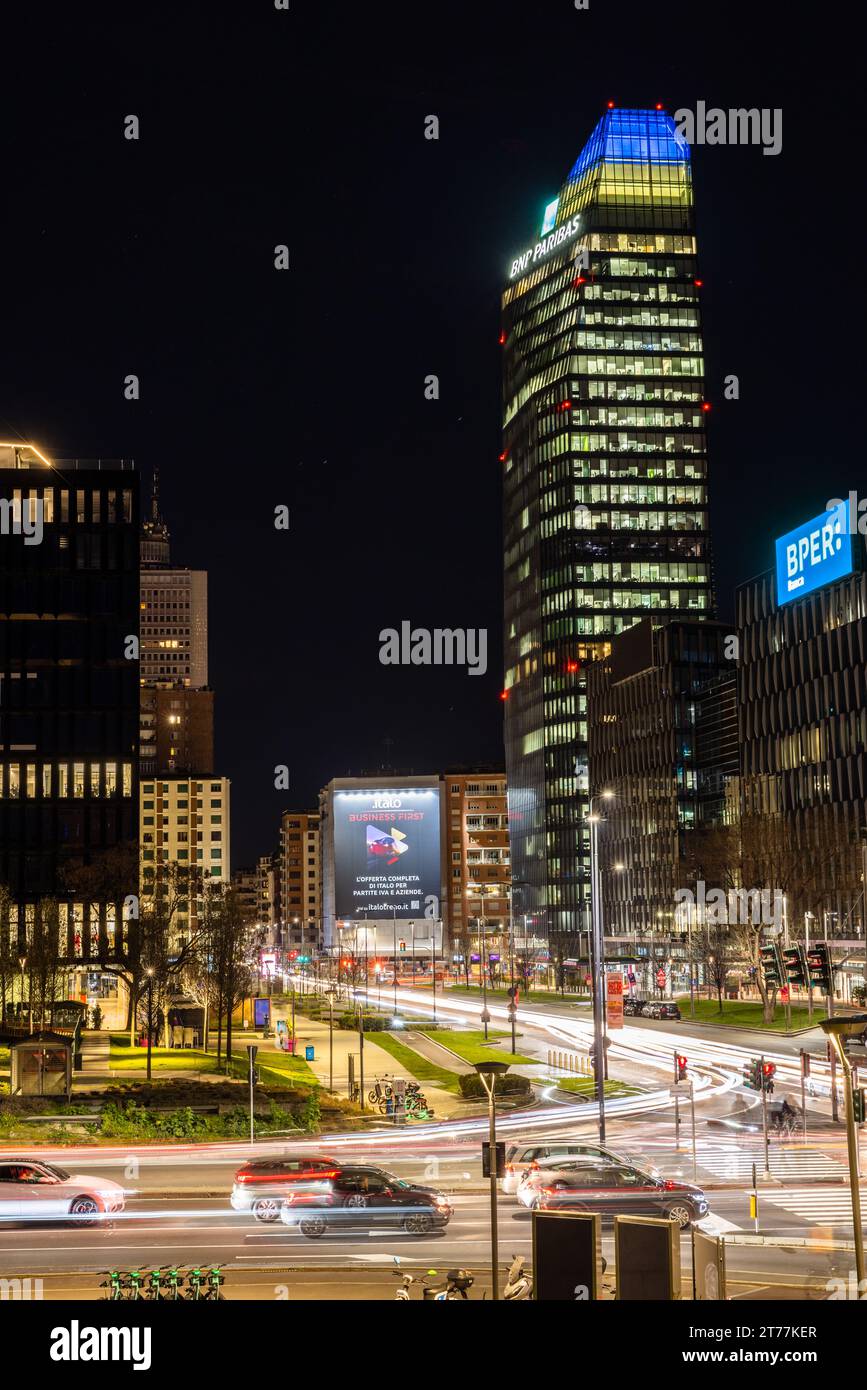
[458,1073,532,1099]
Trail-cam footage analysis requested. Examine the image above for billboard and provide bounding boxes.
[775,499,854,606]
[333,787,441,921]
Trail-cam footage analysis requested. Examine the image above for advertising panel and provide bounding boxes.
[607,973,624,1030]
[775,498,854,606]
[333,787,441,921]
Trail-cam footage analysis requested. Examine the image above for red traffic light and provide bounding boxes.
[762,1061,776,1077]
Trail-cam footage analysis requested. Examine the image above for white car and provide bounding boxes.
[0,1159,125,1222]
[515,1151,662,1208]
[503,1141,628,1195]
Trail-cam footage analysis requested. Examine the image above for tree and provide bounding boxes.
[550,932,583,995]
[204,887,253,1073]
[452,919,474,989]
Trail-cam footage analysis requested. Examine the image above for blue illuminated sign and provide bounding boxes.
[775,499,854,606]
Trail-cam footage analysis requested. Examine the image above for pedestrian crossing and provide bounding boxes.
[671,1145,846,1183]
[760,1186,863,1224]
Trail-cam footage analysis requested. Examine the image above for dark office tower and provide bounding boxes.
[586,618,738,936]
[502,107,714,934]
[0,442,139,982]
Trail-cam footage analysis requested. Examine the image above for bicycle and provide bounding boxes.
[99,1270,124,1301]
[204,1267,225,1301]
[162,1267,184,1301]
[126,1269,145,1301]
[186,1268,205,1301]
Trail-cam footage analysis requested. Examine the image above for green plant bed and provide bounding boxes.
[549,1077,640,1098]
[681,999,828,1031]
[365,1032,461,1093]
[229,1049,318,1088]
[425,1029,536,1066]
[109,1042,221,1073]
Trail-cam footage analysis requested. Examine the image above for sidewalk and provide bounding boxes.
[274,1008,468,1118]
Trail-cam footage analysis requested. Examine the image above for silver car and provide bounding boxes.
[504,1141,629,1195]
[0,1159,125,1222]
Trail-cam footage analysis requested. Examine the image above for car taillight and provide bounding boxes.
[236,1174,249,1184]
[307,1170,339,1180]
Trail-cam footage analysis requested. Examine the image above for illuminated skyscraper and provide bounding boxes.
[502,107,714,934]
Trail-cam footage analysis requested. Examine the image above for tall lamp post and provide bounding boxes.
[588,789,615,1143]
[819,1013,867,1287]
[18,954,28,1032]
[474,1060,509,1301]
[145,967,155,1081]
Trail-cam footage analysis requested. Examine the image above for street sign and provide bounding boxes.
[482,1141,506,1178]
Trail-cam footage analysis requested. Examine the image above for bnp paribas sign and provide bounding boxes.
[509,212,583,280]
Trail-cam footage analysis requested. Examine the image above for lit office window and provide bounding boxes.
[57,763,69,797]
[42,765,51,797]
[26,764,36,799]
[123,763,133,797]
[91,764,101,799]
[73,763,85,798]
[105,763,117,797]
[8,764,20,799]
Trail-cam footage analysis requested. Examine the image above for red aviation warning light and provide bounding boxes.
[499,689,509,702]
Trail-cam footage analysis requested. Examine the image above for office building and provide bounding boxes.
[737,501,867,935]
[0,441,139,1018]
[502,107,714,936]
[586,617,737,936]
[140,774,231,944]
[279,813,320,951]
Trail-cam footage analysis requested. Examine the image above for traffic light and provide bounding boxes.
[782,945,806,986]
[761,1061,776,1094]
[759,943,784,987]
[742,1058,762,1090]
[676,1053,688,1082]
[806,943,833,994]
[854,1089,866,1124]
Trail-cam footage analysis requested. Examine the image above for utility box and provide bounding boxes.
[10,1033,73,1099]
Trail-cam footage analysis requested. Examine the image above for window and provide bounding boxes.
[8,764,20,798]
[73,763,85,798]
[58,764,69,798]
[91,765,101,799]
[105,763,117,797]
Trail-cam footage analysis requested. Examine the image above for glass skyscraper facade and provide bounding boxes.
[502,108,714,934]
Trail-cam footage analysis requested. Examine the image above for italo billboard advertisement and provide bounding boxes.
[775,499,855,607]
[333,788,441,920]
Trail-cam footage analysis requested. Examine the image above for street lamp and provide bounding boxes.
[587,789,614,1143]
[145,968,155,1081]
[819,1013,867,1287]
[474,1060,510,1301]
[18,954,28,1033]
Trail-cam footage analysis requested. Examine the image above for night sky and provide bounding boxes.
[0,2,854,867]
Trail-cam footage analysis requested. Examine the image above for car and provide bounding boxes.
[0,1160,125,1223]
[640,1001,681,1020]
[623,998,644,1017]
[535,1158,708,1228]
[230,1154,342,1222]
[515,1150,662,1207]
[278,1165,453,1238]
[503,1141,627,1195]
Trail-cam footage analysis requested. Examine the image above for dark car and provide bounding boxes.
[536,1159,708,1229]
[640,1001,681,1020]
[231,1154,341,1222]
[623,997,644,1017]
[279,1165,453,1238]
